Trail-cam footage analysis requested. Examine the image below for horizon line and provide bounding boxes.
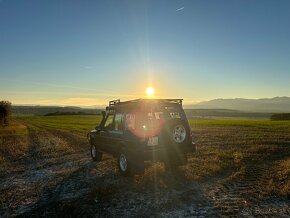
[8,96,290,108]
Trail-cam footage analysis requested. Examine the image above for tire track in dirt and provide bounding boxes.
[160,146,290,217]
[204,150,290,217]
[0,126,100,217]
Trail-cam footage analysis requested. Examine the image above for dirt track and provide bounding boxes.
[0,127,289,217]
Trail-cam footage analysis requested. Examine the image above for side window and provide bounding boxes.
[125,114,135,130]
[114,113,124,131]
[170,112,181,119]
[104,114,114,129]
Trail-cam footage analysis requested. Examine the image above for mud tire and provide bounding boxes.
[118,148,132,176]
[91,144,102,162]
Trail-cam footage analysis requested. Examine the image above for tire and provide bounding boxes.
[91,144,102,162]
[162,119,190,146]
[118,148,131,176]
[169,119,189,145]
[162,119,189,168]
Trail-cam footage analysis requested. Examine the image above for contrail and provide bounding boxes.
[176,7,184,12]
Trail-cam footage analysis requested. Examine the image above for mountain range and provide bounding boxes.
[186,97,290,113]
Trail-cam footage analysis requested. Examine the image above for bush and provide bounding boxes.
[270,113,290,121]
[0,101,12,126]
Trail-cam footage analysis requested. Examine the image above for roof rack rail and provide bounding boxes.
[106,98,183,112]
[119,98,183,105]
[109,99,120,106]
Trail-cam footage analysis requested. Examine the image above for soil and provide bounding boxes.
[0,127,289,217]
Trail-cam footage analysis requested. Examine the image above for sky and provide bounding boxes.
[0,0,290,107]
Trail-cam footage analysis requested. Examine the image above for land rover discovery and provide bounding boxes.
[88,99,195,176]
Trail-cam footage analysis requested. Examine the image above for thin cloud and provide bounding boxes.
[176,7,184,12]
[0,78,139,98]
[31,98,103,107]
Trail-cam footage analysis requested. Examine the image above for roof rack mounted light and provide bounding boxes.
[109,99,120,106]
[106,99,120,112]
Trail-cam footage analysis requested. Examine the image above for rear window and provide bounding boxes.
[124,105,184,132]
[149,111,181,120]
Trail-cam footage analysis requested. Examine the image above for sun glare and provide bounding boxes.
[146,87,154,97]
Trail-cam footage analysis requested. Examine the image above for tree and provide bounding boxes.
[0,101,12,126]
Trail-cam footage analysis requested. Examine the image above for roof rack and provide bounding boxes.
[119,99,183,105]
[106,98,183,112]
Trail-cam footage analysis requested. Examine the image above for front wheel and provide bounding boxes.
[91,144,102,162]
[118,148,131,176]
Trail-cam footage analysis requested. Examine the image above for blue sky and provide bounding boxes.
[0,0,290,106]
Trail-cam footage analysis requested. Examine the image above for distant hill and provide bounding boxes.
[12,106,101,116]
[11,96,290,116]
[186,97,290,113]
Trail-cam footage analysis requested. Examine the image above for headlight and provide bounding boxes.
[147,136,158,146]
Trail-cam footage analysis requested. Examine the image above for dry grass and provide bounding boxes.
[1,117,289,217]
[28,130,75,158]
[266,158,290,197]
[0,121,29,173]
[1,117,289,201]
[0,121,28,137]
[177,124,289,196]
[0,135,28,173]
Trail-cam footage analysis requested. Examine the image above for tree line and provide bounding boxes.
[270,113,290,121]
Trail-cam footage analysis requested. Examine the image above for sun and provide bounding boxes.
[146,87,154,97]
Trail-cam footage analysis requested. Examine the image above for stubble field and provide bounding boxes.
[0,115,289,217]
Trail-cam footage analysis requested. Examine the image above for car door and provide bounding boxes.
[98,113,114,152]
[107,113,124,155]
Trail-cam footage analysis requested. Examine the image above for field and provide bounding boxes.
[0,115,289,217]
